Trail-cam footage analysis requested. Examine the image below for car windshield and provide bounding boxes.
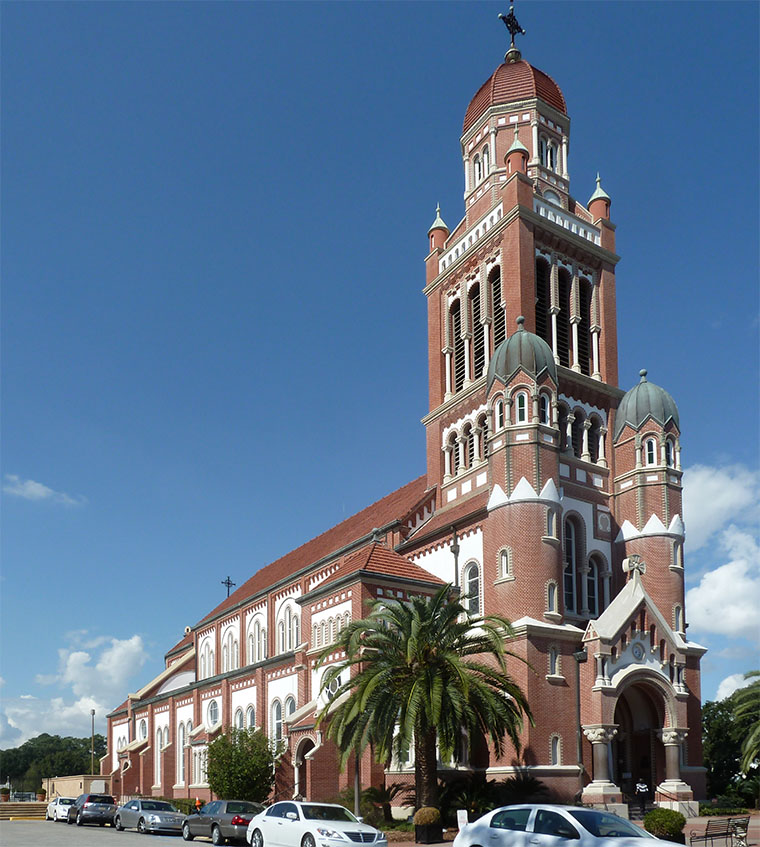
[60,799,75,805]
[142,801,177,811]
[568,810,654,838]
[301,805,357,822]
[88,795,115,804]
[227,802,262,814]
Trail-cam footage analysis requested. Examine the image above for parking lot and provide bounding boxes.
[0,819,216,846]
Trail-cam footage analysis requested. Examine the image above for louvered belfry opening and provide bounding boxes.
[471,284,485,378]
[491,267,506,350]
[451,301,465,392]
[534,259,550,346]
[578,277,592,375]
[557,268,571,367]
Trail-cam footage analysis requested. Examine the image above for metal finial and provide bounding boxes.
[499,4,525,62]
[639,369,648,381]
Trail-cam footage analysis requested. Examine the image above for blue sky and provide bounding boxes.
[1,1,758,747]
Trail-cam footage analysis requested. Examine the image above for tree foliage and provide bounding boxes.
[316,583,532,809]
[0,733,107,791]
[702,696,745,796]
[205,727,278,802]
[733,670,760,775]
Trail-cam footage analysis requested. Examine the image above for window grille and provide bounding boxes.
[557,270,571,367]
[491,269,506,349]
[535,261,550,345]
[452,304,465,392]
[578,278,592,375]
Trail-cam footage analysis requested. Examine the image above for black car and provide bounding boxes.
[183,800,265,845]
[66,793,117,826]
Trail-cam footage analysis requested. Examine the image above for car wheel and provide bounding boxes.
[302,834,316,847]
[212,825,226,846]
[138,818,147,834]
[115,816,123,831]
[183,822,195,841]
[251,828,264,847]
[76,812,84,826]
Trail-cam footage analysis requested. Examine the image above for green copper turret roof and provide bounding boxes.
[428,204,449,235]
[613,370,680,441]
[588,173,610,204]
[487,316,557,390]
[507,125,529,155]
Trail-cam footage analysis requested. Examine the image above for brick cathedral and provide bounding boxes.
[106,13,705,818]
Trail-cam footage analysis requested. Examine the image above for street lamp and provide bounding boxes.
[90,709,96,775]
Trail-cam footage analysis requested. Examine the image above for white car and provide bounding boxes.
[453,804,667,847]
[45,796,76,821]
[247,801,388,847]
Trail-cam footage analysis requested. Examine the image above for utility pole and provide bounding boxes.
[90,709,96,775]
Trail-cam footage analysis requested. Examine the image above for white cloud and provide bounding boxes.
[2,474,86,506]
[682,463,759,552]
[715,672,756,701]
[4,632,149,746]
[686,527,760,643]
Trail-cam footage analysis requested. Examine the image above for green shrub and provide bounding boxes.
[413,807,441,825]
[699,806,748,816]
[644,808,686,840]
[166,797,197,816]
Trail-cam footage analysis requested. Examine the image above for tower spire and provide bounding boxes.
[498,3,526,63]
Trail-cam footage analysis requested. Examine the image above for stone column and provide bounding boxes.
[581,419,592,462]
[444,351,452,399]
[565,413,575,455]
[456,436,466,473]
[656,728,694,814]
[561,134,569,179]
[532,393,540,424]
[472,427,482,465]
[597,426,608,468]
[443,445,453,481]
[581,725,624,811]
[531,119,539,165]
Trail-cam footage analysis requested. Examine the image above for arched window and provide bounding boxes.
[260,627,267,660]
[482,144,490,176]
[571,412,585,458]
[285,696,296,718]
[649,625,656,650]
[588,416,601,464]
[564,518,581,612]
[474,154,482,184]
[515,391,528,423]
[557,268,571,368]
[155,728,162,784]
[253,621,261,662]
[312,622,319,647]
[539,393,551,425]
[659,639,666,663]
[271,701,283,741]
[674,605,683,633]
[546,508,558,539]
[463,562,480,615]
[449,432,460,476]
[499,548,512,579]
[494,399,505,431]
[246,705,255,728]
[477,414,489,461]
[673,541,684,569]
[665,438,675,467]
[178,723,186,784]
[222,644,228,673]
[234,708,244,730]
[290,611,300,650]
[450,300,465,393]
[139,719,147,740]
[549,646,559,676]
[208,700,219,726]
[535,259,551,345]
[578,277,592,375]
[247,634,254,663]
[470,283,485,378]
[644,437,657,466]
[277,620,286,653]
[587,557,599,617]
[551,735,561,765]
[463,423,474,469]
[320,620,327,646]
[540,137,548,167]
[490,267,506,350]
[547,581,558,613]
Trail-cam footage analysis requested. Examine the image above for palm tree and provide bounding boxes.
[734,670,760,774]
[316,583,532,808]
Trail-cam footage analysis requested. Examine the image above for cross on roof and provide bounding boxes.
[499,3,526,50]
[221,575,236,597]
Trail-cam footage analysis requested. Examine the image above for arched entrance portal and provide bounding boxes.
[613,681,666,798]
[294,738,315,800]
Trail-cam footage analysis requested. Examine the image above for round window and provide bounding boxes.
[632,642,645,661]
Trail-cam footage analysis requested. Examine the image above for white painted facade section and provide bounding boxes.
[410,527,483,584]
[157,670,195,695]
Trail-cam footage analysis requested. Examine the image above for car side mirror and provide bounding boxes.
[286,812,298,820]
[357,817,364,823]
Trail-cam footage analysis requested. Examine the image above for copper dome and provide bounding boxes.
[463,60,566,135]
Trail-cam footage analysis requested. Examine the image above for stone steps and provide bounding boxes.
[0,801,48,820]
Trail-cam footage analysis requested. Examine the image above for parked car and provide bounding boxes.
[66,793,117,826]
[114,798,185,834]
[246,801,387,847]
[183,799,265,845]
[453,804,665,847]
[45,796,75,821]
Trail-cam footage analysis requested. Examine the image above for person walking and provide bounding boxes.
[635,777,648,815]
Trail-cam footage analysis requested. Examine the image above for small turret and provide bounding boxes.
[505,124,529,176]
[427,204,449,252]
[588,173,611,220]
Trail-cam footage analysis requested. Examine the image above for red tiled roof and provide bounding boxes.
[403,490,490,545]
[316,542,445,591]
[463,60,566,134]
[166,632,193,657]
[196,476,430,627]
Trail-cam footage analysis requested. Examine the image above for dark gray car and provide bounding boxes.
[183,800,265,845]
[66,793,117,826]
[114,798,185,834]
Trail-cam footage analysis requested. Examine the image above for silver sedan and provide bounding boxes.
[114,798,185,834]
[453,805,667,847]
